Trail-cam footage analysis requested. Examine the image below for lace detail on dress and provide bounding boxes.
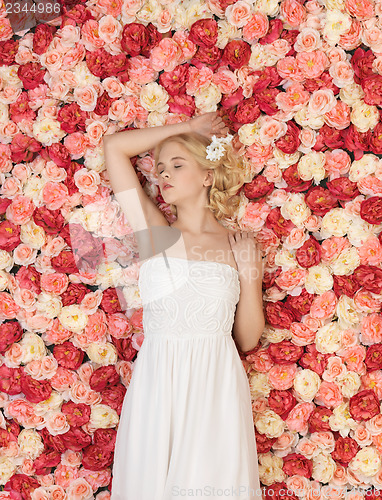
[138,256,240,339]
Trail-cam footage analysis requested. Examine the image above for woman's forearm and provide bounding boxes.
[103,120,192,158]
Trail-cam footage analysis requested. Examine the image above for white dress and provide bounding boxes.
[110,255,263,500]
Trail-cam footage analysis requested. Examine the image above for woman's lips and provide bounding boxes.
[163,184,173,190]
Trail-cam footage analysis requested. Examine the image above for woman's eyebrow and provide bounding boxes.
[157,156,187,167]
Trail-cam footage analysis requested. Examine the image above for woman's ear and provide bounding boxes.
[203,169,214,187]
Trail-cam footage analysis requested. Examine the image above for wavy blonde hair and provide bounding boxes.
[153,131,246,221]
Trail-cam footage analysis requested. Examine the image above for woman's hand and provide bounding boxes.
[188,111,230,139]
[229,231,262,280]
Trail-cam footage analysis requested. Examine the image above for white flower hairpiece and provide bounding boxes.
[205,133,234,161]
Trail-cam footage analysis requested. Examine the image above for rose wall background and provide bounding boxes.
[1,0,382,498]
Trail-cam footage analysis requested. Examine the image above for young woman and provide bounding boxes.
[103,111,265,499]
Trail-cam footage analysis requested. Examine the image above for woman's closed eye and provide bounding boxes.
[159,165,181,175]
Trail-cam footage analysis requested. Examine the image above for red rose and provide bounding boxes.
[167,93,196,117]
[94,92,118,116]
[21,374,52,404]
[360,196,382,225]
[275,120,301,154]
[0,221,21,251]
[304,71,339,95]
[305,186,339,216]
[333,274,360,298]
[111,336,138,361]
[63,161,84,196]
[53,341,85,370]
[365,344,382,371]
[263,268,281,290]
[313,124,345,152]
[188,18,218,47]
[93,428,117,453]
[101,384,126,414]
[68,223,104,273]
[259,18,283,44]
[295,236,321,268]
[281,29,299,56]
[283,453,313,479]
[9,92,35,123]
[308,405,333,433]
[51,250,79,274]
[221,87,245,109]
[90,365,120,391]
[33,449,61,475]
[61,401,91,427]
[265,302,295,329]
[222,40,251,70]
[331,436,360,467]
[60,283,88,306]
[266,207,296,238]
[283,163,313,193]
[121,23,150,56]
[255,87,280,115]
[264,482,299,500]
[353,265,382,294]
[244,175,274,200]
[0,39,19,65]
[100,287,126,314]
[343,124,370,160]
[285,288,315,321]
[33,206,66,235]
[268,389,297,420]
[32,23,55,55]
[255,430,277,453]
[15,266,41,294]
[234,96,261,124]
[130,308,143,331]
[0,197,11,214]
[17,62,46,90]
[268,340,304,365]
[0,321,23,354]
[0,365,23,394]
[82,444,114,471]
[191,45,222,70]
[10,133,41,163]
[4,474,40,500]
[361,74,382,106]
[57,102,88,134]
[40,142,72,169]
[351,48,375,83]
[86,48,128,79]
[159,63,189,96]
[253,67,283,92]
[61,427,92,451]
[299,345,331,377]
[62,3,93,26]
[326,177,360,201]
[349,389,380,421]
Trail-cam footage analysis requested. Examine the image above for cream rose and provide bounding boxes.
[58,305,89,333]
[320,208,352,238]
[258,453,286,486]
[32,118,66,147]
[339,83,365,106]
[90,403,119,428]
[0,250,13,270]
[305,264,334,295]
[140,81,169,113]
[315,321,341,354]
[255,409,285,438]
[329,247,360,276]
[312,450,337,483]
[20,332,47,363]
[249,372,272,398]
[349,154,379,182]
[294,369,321,402]
[86,341,118,365]
[0,457,16,485]
[194,82,222,112]
[297,151,326,184]
[350,100,379,133]
[280,193,311,228]
[349,447,381,477]
[336,371,361,399]
[20,220,46,250]
[329,402,359,437]
[18,428,45,459]
[23,175,46,206]
[336,295,360,329]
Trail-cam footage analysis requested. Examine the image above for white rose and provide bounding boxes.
[20,220,46,249]
[20,332,47,363]
[349,447,382,476]
[336,295,360,329]
[336,371,361,399]
[248,44,268,71]
[122,284,143,309]
[90,403,119,428]
[216,20,242,49]
[255,409,285,438]
[0,65,23,86]
[320,207,352,238]
[249,372,271,398]
[258,453,286,486]
[95,262,125,289]
[263,326,291,343]
[84,144,106,173]
[86,341,118,365]
[0,270,9,291]
[0,456,16,485]
[305,264,334,295]
[272,148,301,168]
[274,248,299,270]
[32,117,66,146]
[0,102,10,123]
[294,369,321,402]
[72,61,100,89]
[297,151,326,184]
[339,83,365,107]
[329,402,359,437]
[140,82,169,113]
[58,304,88,333]
[312,450,337,483]
[351,100,379,133]
[347,219,380,246]
[18,428,45,459]
[34,391,64,416]
[23,175,46,206]
[322,10,351,45]
[294,105,325,130]
[349,154,379,182]
[329,247,360,276]
[36,292,62,319]
[194,82,222,112]
[0,250,13,270]
[315,321,342,354]
[280,193,311,228]
[254,0,280,17]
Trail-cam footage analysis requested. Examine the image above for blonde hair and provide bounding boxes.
[153,131,246,221]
